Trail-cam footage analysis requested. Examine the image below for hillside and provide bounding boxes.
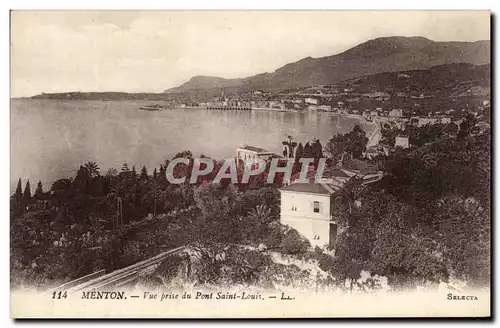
[166,36,490,95]
[337,62,491,96]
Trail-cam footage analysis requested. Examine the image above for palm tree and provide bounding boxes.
[84,161,101,178]
[247,204,272,223]
[282,136,298,158]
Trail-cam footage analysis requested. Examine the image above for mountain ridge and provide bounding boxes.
[166,36,490,95]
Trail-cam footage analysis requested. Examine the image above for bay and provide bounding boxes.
[10,99,371,192]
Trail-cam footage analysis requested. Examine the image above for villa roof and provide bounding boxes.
[238,145,269,153]
[342,159,378,175]
[280,176,352,195]
[280,183,333,195]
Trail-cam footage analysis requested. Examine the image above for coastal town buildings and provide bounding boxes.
[389,109,403,117]
[395,136,410,149]
[304,98,319,105]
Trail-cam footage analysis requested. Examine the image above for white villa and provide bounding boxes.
[279,162,383,249]
[236,145,281,167]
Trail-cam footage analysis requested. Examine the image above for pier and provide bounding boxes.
[206,106,252,111]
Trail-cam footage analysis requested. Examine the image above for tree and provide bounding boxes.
[131,166,138,180]
[34,180,44,200]
[349,124,368,159]
[296,142,304,159]
[193,183,241,243]
[434,195,490,287]
[311,138,323,159]
[282,136,297,158]
[73,165,90,194]
[23,180,31,200]
[14,178,22,200]
[121,163,130,173]
[140,166,149,181]
[303,142,311,158]
[332,192,447,289]
[84,161,100,178]
[325,124,368,165]
[458,113,478,139]
[106,168,118,177]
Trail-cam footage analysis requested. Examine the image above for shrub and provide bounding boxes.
[281,228,311,255]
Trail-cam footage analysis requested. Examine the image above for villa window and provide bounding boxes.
[313,201,320,213]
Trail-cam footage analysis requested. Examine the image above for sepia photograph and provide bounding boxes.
[9,10,491,318]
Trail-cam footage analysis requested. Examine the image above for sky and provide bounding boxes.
[10,11,490,97]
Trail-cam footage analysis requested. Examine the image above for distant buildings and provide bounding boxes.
[362,92,390,101]
[304,98,319,105]
[395,136,410,149]
[410,116,453,127]
[389,109,403,117]
[318,105,332,111]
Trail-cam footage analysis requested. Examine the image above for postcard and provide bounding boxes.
[10,10,491,318]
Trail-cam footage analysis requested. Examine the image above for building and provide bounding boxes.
[280,165,383,249]
[370,110,379,117]
[236,145,281,167]
[395,136,410,149]
[440,117,452,124]
[304,98,319,105]
[364,147,382,159]
[280,183,341,249]
[362,92,390,101]
[318,105,332,111]
[410,117,439,127]
[389,109,403,117]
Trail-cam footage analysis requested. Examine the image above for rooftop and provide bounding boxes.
[238,145,269,153]
[288,167,357,184]
[342,159,379,175]
[280,183,333,195]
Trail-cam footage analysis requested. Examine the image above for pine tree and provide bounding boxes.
[34,180,44,199]
[140,165,148,180]
[121,162,130,172]
[159,165,166,177]
[303,142,311,158]
[23,180,31,200]
[296,142,304,159]
[153,168,158,179]
[312,139,323,159]
[14,178,22,200]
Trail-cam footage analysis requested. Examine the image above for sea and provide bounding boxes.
[10,99,372,192]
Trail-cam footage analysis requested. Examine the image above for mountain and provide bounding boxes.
[165,36,490,95]
[167,76,243,94]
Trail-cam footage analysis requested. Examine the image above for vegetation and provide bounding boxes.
[325,124,368,164]
[10,153,287,288]
[319,119,491,290]
[11,114,490,291]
